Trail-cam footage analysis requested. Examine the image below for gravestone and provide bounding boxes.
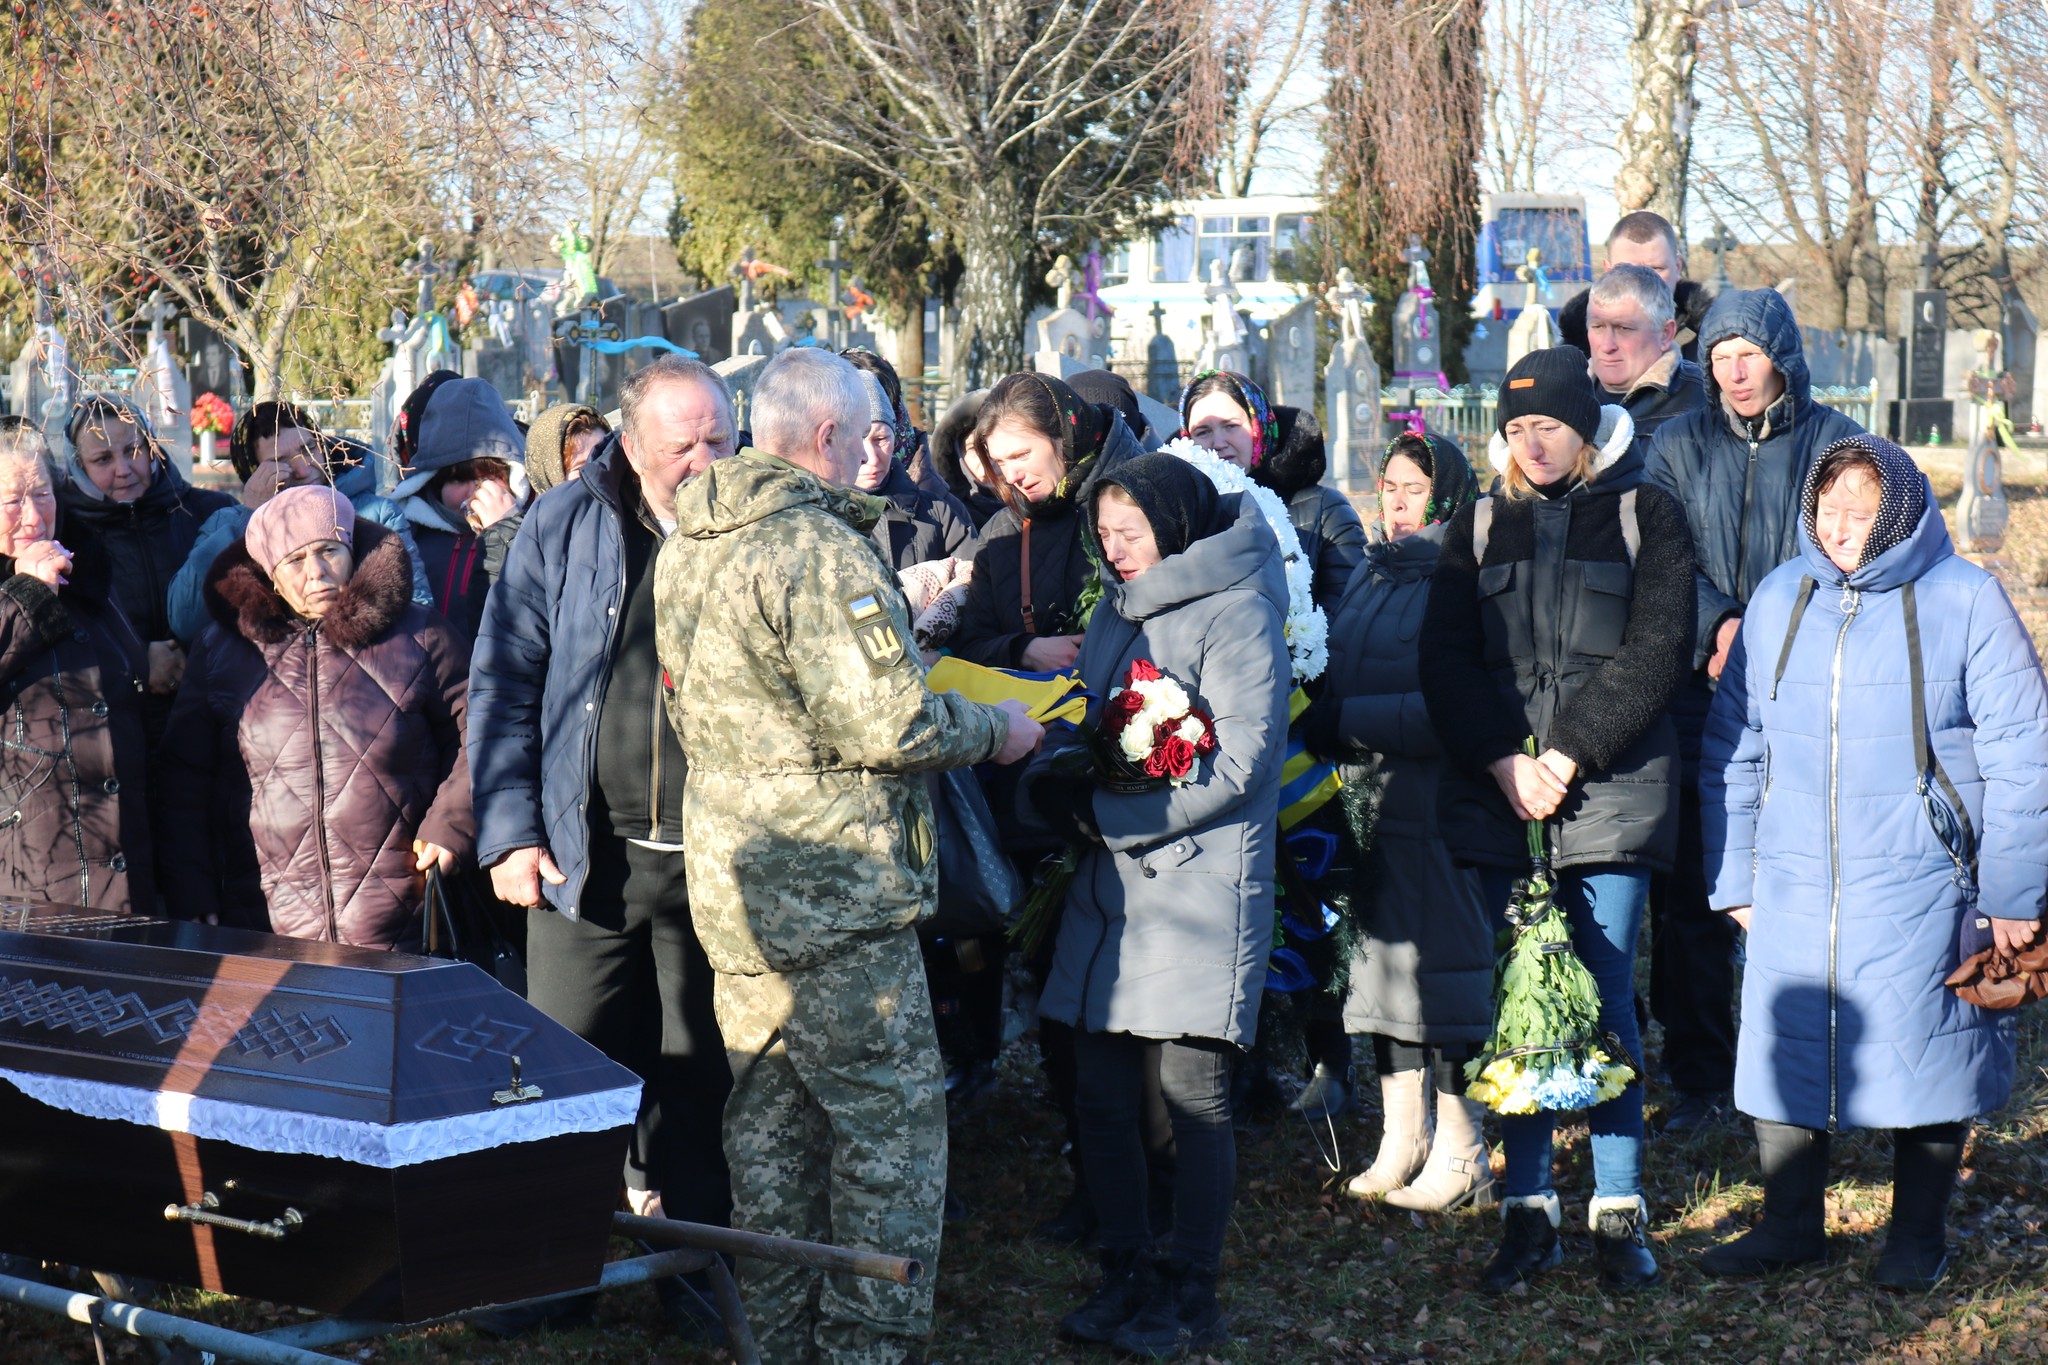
[10,323,73,438]
[1033,255,1097,371]
[1266,298,1317,410]
[817,222,851,350]
[2002,280,2037,429]
[1505,248,1557,369]
[464,342,525,404]
[1392,236,1444,388]
[131,290,194,475]
[1145,301,1180,404]
[732,304,779,358]
[1892,244,1951,444]
[1958,333,2010,553]
[179,318,245,408]
[662,285,735,365]
[1078,248,1116,366]
[715,353,770,434]
[1198,259,1248,373]
[1325,266,1381,491]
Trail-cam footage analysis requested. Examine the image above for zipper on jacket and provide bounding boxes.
[648,673,664,842]
[1734,436,1760,600]
[577,505,629,857]
[1824,584,1861,1132]
[306,625,339,942]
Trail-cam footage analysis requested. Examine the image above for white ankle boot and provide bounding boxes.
[1385,1090,1495,1212]
[1344,1068,1430,1199]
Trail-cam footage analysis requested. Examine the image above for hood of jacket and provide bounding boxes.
[205,519,413,649]
[1486,403,1638,484]
[1698,288,1812,434]
[1110,493,1288,624]
[1254,405,1328,501]
[389,377,528,500]
[672,447,884,542]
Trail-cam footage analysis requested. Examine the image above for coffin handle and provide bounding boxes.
[163,1191,304,1241]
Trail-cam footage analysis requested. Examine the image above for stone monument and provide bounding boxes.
[817,219,852,350]
[1391,236,1444,390]
[1999,269,2037,429]
[131,289,194,475]
[1145,301,1180,404]
[1266,297,1317,410]
[1324,266,1381,491]
[1032,254,1095,376]
[1895,243,1952,443]
[1198,258,1248,373]
[1957,328,2012,553]
[1505,248,1557,369]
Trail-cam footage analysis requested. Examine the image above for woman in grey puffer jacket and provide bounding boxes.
[1027,452,1289,1359]
[1303,432,1495,1214]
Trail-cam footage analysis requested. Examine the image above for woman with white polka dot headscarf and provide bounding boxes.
[1699,432,2048,1291]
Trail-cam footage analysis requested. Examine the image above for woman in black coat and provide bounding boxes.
[1306,433,1495,1213]
[1419,347,1695,1293]
[949,372,1144,672]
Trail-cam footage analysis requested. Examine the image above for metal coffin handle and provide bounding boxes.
[163,1190,304,1241]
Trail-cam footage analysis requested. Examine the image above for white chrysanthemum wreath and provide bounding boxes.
[1159,436,1329,682]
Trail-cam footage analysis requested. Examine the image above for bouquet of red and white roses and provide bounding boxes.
[1097,658,1217,789]
[1010,658,1216,955]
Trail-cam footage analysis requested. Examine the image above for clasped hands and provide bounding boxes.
[1487,748,1578,822]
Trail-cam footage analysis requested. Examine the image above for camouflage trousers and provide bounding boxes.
[713,926,946,1365]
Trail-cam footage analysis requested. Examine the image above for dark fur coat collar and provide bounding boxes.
[205,519,411,650]
[1252,405,1328,501]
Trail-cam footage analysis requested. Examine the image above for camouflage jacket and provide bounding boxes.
[654,448,1012,974]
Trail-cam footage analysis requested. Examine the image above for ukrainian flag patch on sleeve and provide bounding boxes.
[843,592,907,671]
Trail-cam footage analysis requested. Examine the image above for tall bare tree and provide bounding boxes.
[1213,0,1323,198]
[1484,0,1619,194]
[748,0,1225,388]
[2,0,590,399]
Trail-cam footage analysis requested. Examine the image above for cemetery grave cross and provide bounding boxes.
[402,239,446,318]
[143,287,178,343]
[818,217,852,350]
[1700,223,1738,293]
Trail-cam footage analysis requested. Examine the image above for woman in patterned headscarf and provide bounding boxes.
[1698,433,2048,1291]
[1179,369,1365,611]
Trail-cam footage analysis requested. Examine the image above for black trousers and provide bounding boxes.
[1073,1031,1233,1273]
[1650,782,1739,1095]
[526,835,733,1225]
[1372,1036,1477,1097]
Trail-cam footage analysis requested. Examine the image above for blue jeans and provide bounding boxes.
[1480,865,1648,1201]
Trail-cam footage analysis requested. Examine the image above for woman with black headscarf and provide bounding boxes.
[1026,452,1291,1357]
[1303,433,1497,1214]
[948,372,1145,671]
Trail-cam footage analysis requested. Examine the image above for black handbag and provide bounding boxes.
[423,865,527,994]
[923,767,1023,940]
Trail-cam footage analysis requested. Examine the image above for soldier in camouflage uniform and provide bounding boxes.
[654,348,1043,1365]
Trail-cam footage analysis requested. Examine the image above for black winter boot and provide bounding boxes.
[1700,1119,1830,1278]
[1058,1247,1153,1345]
[1480,1194,1563,1293]
[1876,1123,1965,1291]
[1588,1195,1662,1289]
[1109,1256,1226,1360]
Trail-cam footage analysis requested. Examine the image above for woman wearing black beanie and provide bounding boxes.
[1419,346,1697,1293]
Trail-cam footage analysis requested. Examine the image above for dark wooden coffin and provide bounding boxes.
[0,903,640,1322]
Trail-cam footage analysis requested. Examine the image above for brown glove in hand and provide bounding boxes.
[1945,941,2048,1010]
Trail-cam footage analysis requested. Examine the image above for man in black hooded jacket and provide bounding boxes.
[1643,287,1864,1132]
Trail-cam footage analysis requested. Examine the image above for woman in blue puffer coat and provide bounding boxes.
[1699,433,2048,1291]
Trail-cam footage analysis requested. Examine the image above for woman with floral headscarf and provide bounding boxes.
[1179,370,1365,611]
[1302,432,1498,1214]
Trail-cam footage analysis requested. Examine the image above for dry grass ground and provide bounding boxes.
[8,458,2048,1365]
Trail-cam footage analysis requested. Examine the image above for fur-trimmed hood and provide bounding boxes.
[204,519,414,650]
[1486,404,1637,482]
[1251,405,1329,501]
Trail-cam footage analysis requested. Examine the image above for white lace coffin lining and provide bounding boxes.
[0,1067,640,1169]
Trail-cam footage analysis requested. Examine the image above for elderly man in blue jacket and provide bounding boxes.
[467,353,738,1337]
[1644,287,1865,1133]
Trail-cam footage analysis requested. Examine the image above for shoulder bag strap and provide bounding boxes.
[1019,518,1037,636]
[1769,577,1817,701]
[1905,580,1978,892]
[1618,488,1640,567]
[1471,496,1494,565]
